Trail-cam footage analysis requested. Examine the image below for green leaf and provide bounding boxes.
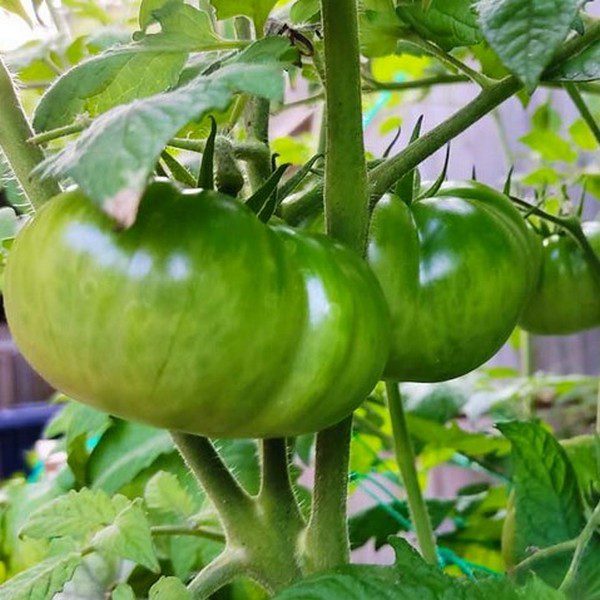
[218,439,261,495]
[211,0,277,34]
[397,0,483,50]
[92,499,159,572]
[112,583,137,600]
[145,471,195,521]
[274,537,563,599]
[290,0,319,23]
[520,129,577,162]
[498,421,584,586]
[0,207,17,240]
[33,2,221,131]
[521,166,561,186]
[407,414,510,457]
[38,38,291,227]
[349,499,453,550]
[0,553,82,600]
[44,398,111,446]
[149,576,192,599]
[87,421,175,494]
[561,435,600,506]
[532,103,561,131]
[0,0,32,26]
[477,0,579,90]
[569,117,599,151]
[359,0,406,58]
[20,488,116,541]
[547,40,600,82]
[139,0,173,30]
[405,383,466,424]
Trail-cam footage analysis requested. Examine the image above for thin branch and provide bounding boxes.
[187,549,247,599]
[171,432,254,530]
[385,382,438,565]
[151,525,225,543]
[28,119,90,145]
[511,538,578,575]
[559,500,600,592]
[369,21,600,202]
[564,82,600,144]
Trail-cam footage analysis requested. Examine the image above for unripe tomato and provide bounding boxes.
[4,182,390,438]
[368,181,538,382]
[519,222,600,335]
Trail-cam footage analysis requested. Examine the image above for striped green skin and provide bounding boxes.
[4,181,390,438]
[520,222,600,335]
[368,181,538,383]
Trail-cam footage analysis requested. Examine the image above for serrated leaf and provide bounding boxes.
[44,398,111,447]
[477,0,579,90]
[211,0,277,34]
[111,583,137,600]
[20,488,116,541]
[547,40,600,82]
[0,553,82,600]
[275,537,563,599]
[33,2,221,131]
[149,576,192,599]
[397,0,482,50]
[145,471,195,521]
[38,38,291,226]
[499,421,584,586]
[92,499,159,572]
[87,421,175,494]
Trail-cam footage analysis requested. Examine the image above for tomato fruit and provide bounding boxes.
[368,181,538,382]
[4,181,390,438]
[519,222,600,335]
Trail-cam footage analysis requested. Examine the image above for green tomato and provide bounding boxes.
[519,222,600,335]
[4,181,390,438]
[368,181,538,383]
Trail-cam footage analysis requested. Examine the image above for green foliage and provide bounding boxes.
[275,538,563,599]
[396,0,483,50]
[477,0,580,90]
[210,0,278,34]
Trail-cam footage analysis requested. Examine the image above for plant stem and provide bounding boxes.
[304,0,369,573]
[510,197,600,284]
[188,549,247,598]
[305,417,353,572]
[403,35,492,89]
[385,382,438,565]
[0,58,61,210]
[365,73,469,91]
[320,0,368,252]
[520,330,533,378]
[259,438,303,520]
[369,21,600,201]
[171,432,254,530]
[559,500,600,593]
[512,538,578,575]
[564,82,600,144]
[151,525,225,542]
[28,119,90,145]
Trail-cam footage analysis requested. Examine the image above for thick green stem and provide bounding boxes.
[171,433,254,530]
[0,58,60,210]
[151,525,225,542]
[304,0,369,573]
[259,438,303,521]
[305,417,353,572]
[385,382,438,565]
[564,82,600,145]
[559,500,600,593]
[320,0,369,252]
[188,549,247,599]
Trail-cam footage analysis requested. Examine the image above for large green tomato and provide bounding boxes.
[4,181,390,438]
[519,222,600,335]
[368,181,538,382]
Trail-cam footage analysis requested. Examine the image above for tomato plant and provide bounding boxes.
[0,0,599,598]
